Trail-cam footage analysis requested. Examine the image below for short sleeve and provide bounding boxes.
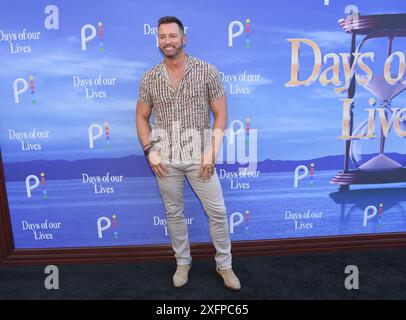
[207,65,226,102]
[138,72,152,105]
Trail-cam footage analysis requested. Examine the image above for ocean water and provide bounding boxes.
[5,170,406,249]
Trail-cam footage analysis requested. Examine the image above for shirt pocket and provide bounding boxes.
[152,88,173,115]
[185,82,209,114]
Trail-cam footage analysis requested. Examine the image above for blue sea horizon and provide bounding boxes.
[5,170,406,249]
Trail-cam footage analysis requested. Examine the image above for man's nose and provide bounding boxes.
[160,37,168,45]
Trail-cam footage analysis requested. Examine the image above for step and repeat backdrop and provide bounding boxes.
[0,0,405,249]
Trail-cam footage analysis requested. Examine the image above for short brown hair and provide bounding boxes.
[158,16,185,33]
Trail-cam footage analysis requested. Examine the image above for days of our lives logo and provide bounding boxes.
[73,75,117,99]
[285,6,406,142]
[220,70,262,95]
[21,219,62,241]
[82,172,124,195]
[0,5,59,54]
[153,216,194,236]
[284,209,323,231]
[8,128,50,152]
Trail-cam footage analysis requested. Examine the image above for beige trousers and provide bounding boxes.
[156,157,232,269]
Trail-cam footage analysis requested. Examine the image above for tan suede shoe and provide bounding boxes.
[216,268,241,291]
[173,264,191,288]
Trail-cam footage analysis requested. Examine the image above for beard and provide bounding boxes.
[159,43,184,58]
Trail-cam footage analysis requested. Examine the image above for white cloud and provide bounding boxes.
[257,26,350,50]
[261,116,340,133]
[308,87,374,100]
[298,30,350,49]
[221,57,249,66]
[63,36,80,44]
[0,52,149,81]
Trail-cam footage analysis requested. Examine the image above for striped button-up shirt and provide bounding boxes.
[138,55,225,161]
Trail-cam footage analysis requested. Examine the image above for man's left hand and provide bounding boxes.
[200,152,216,181]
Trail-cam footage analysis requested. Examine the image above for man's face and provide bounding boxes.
[158,22,186,58]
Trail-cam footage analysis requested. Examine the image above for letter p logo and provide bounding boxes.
[97,217,112,238]
[229,211,244,234]
[81,24,97,51]
[26,175,40,198]
[88,124,103,149]
[294,165,309,188]
[13,78,28,104]
[363,205,377,227]
[228,120,244,145]
[88,122,110,149]
[228,21,244,47]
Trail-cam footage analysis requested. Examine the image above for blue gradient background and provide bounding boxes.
[0,0,405,249]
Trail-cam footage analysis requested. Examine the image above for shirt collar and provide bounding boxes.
[158,54,197,77]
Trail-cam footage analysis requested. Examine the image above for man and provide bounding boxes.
[136,16,240,290]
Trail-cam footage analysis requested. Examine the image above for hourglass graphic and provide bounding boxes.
[351,75,406,171]
[331,13,406,190]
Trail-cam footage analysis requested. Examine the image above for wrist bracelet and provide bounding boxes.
[143,145,153,157]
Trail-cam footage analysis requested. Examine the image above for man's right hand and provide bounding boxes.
[148,149,169,178]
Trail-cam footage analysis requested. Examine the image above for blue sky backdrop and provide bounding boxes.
[0,0,405,163]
